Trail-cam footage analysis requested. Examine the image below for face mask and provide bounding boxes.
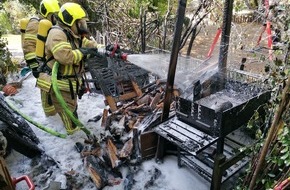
[76,19,89,36]
[51,15,57,25]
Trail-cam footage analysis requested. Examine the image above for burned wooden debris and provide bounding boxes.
[0,93,42,158]
[86,56,151,112]
[75,76,179,189]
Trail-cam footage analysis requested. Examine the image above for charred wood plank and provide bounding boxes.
[104,96,117,112]
[106,138,120,168]
[140,131,158,159]
[118,92,138,102]
[119,138,133,159]
[101,109,109,128]
[131,128,142,164]
[81,147,102,158]
[85,156,108,189]
[150,92,161,110]
[0,157,14,190]
[125,118,137,132]
[0,121,43,158]
[132,118,141,130]
[127,104,152,114]
[131,81,142,97]
[136,94,151,106]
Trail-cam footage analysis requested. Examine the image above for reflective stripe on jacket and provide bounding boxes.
[45,24,100,76]
[46,26,81,76]
[23,17,40,67]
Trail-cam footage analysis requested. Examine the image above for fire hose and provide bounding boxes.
[50,47,127,136]
[6,99,67,139]
[51,61,91,136]
[103,48,128,61]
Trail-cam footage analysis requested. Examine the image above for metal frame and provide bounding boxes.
[155,74,270,189]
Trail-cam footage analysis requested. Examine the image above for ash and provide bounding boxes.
[196,80,265,110]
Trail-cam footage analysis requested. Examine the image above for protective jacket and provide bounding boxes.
[23,16,56,117]
[43,22,100,134]
[46,24,100,75]
[23,17,41,69]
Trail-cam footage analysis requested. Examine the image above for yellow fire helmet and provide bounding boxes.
[58,3,88,26]
[39,0,60,18]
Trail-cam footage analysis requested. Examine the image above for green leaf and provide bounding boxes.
[268,173,275,178]
[281,153,289,160]
[278,158,284,166]
[281,146,288,153]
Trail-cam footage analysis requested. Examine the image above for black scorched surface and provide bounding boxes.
[0,93,42,158]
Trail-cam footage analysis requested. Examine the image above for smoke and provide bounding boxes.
[127,52,218,98]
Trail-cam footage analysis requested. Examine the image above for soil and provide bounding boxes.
[180,22,271,75]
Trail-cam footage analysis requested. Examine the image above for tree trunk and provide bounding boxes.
[162,0,171,50]
[186,27,196,56]
[249,75,290,190]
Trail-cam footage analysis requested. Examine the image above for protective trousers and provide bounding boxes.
[50,81,80,135]
[40,90,56,117]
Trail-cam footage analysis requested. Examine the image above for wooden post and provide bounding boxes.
[156,0,187,162]
[211,154,226,190]
[0,157,14,190]
[161,0,187,121]
[155,136,166,162]
[218,0,234,89]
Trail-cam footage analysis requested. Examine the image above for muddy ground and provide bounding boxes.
[180,22,271,74]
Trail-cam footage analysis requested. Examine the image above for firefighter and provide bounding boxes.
[23,0,60,77]
[44,2,102,134]
[22,0,60,117]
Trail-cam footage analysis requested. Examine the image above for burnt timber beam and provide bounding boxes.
[156,0,187,161]
[212,0,234,189]
[217,0,234,89]
[162,0,187,121]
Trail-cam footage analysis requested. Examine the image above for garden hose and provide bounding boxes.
[6,99,67,138]
[51,61,91,135]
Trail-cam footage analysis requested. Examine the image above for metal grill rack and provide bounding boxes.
[154,69,271,189]
[86,56,150,111]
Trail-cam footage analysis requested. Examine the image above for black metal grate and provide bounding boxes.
[86,56,150,98]
[176,71,271,137]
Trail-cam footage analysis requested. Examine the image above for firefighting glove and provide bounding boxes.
[32,68,40,78]
[79,48,99,57]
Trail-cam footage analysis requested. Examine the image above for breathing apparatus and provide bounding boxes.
[36,19,53,63]
[20,18,29,48]
[76,19,90,37]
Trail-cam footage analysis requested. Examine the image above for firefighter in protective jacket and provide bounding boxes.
[23,0,60,77]
[44,3,102,134]
[23,0,60,117]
